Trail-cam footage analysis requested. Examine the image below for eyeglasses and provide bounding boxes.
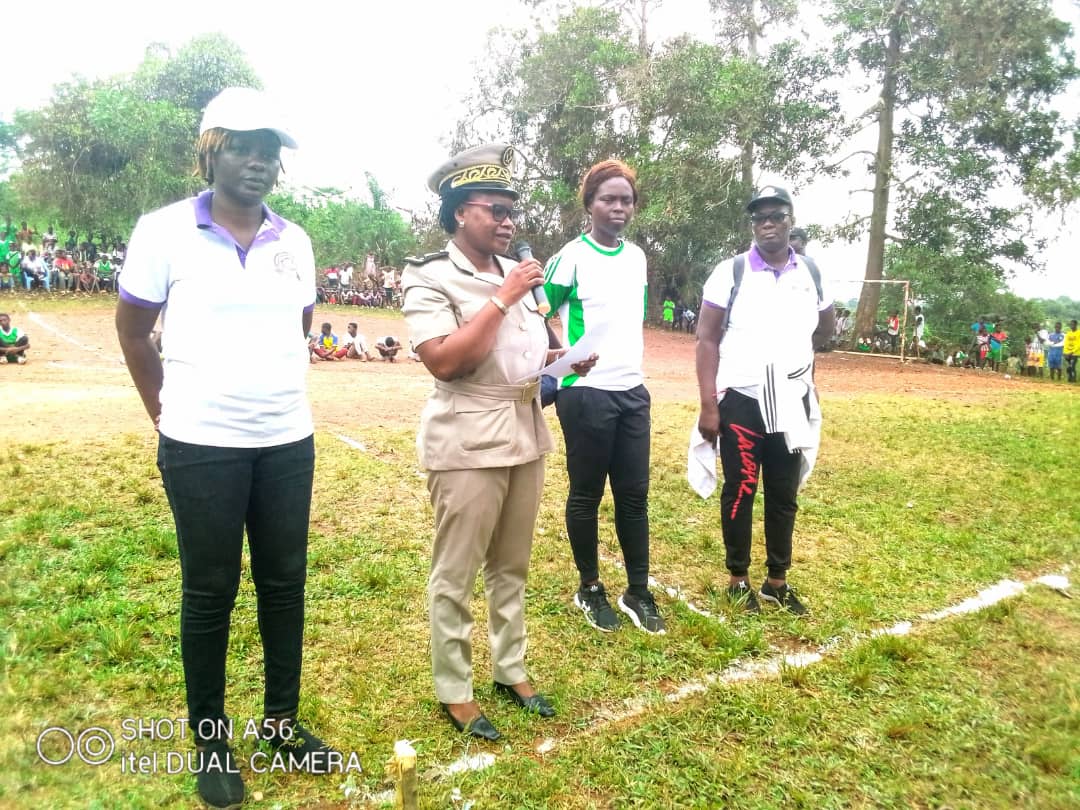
[463,202,524,224]
[749,211,791,225]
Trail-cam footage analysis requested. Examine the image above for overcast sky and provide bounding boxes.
[5,0,1080,301]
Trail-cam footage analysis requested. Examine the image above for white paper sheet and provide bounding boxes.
[516,329,604,382]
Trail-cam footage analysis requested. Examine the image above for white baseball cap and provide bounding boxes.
[199,87,298,149]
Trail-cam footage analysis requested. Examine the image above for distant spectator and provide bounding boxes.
[0,260,13,292]
[382,267,396,308]
[375,335,402,361]
[16,221,33,248]
[20,249,48,290]
[0,312,29,363]
[65,230,77,252]
[325,265,340,290]
[42,225,58,251]
[77,261,97,293]
[1046,322,1065,381]
[975,326,990,368]
[340,262,354,290]
[312,322,346,360]
[53,250,76,291]
[912,305,925,356]
[96,256,115,292]
[662,296,675,329]
[989,325,1007,372]
[344,322,373,361]
[886,311,900,352]
[681,306,696,333]
[1025,336,1044,377]
[1064,319,1080,383]
[834,308,849,345]
[789,227,808,256]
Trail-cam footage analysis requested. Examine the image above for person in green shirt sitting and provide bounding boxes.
[0,312,29,364]
[96,256,115,292]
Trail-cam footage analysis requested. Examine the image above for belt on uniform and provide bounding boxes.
[435,378,541,403]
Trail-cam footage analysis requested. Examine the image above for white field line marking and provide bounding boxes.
[27,312,99,352]
[534,572,1069,753]
[332,433,367,452]
[47,361,127,373]
[373,571,1071,802]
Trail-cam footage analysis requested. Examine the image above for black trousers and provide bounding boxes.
[157,433,314,741]
[556,384,651,592]
[1067,355,1078,382]
[717,391,802,581]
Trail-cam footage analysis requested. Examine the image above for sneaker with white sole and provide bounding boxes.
[574,583,621,632]
[759,581,808,616]
[617,590,666,635]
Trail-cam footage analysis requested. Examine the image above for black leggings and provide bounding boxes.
[555,385,652,592]
[157,434,314,741]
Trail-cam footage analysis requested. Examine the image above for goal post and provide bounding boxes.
[828,278,912,362]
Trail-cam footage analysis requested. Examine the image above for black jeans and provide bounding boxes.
[157,434,314,741]
[1068,355,1078,382]
[556,385,651,592]
[717,391,802,581]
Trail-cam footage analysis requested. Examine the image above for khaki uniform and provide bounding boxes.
[403,240,553,703]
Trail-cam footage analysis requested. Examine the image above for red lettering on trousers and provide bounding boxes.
[728,423,763,519]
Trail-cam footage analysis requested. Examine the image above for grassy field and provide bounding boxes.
[0,365,1077,807]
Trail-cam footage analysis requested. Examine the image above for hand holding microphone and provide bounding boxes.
[513,242,550,315]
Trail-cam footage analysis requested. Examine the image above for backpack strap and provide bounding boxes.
[801,254,824,305]
[717,253,745,341]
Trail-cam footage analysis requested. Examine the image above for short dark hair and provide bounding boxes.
[348,322,357,328]
[384,336,396,347]
[438,188,472,234]
[321,322,332,330]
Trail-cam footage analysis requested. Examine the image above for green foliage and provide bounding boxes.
[9,35,261,237]
[455,4,844,307]
[266,183,416,267]
[830,0,1080,332]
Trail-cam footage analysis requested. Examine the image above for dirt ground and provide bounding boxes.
[0,304,1058,444]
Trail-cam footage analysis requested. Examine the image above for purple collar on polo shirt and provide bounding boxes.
[748,243,798,277]
[194,189,286,268]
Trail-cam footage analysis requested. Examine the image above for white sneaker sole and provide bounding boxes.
[573,592,619,633]
[616,595,666,635]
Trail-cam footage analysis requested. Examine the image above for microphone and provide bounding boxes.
[513,241,550,315]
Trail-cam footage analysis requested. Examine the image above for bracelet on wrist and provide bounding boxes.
[489,295,509,315]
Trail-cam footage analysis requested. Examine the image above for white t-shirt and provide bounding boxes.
[340,265,354,287]
[702,249,830,398]
[119,192,316,448]
[543,233,647,391]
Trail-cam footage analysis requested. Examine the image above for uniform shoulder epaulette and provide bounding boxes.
[403,251,449,266]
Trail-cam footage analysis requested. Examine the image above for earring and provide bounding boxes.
[457,221,464,227]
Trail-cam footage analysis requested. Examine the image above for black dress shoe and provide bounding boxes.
[493,681,556,718]
[439,703,502,741]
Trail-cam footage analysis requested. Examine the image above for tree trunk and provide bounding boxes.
[741,0,758,195]
[854,0,906,341]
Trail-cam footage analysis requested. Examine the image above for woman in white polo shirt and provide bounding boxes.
[543,159,665,636]
[115,88,334,809]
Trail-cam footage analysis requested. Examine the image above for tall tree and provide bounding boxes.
[831,0,1079,338]
[10,35,262,235]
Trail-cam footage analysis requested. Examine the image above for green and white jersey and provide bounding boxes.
[543,233,647,390]
[0,325,20,346]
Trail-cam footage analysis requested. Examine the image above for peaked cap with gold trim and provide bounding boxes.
[427,143,519,199]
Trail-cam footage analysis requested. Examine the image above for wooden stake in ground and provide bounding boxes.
[388,739,418,809]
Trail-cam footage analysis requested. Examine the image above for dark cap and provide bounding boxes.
[427,143,519,199]
[790,227,809,242]
[746,185,793,212]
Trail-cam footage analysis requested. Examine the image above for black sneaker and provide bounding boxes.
[759,581,808,616]
[195,740,244,809]
[265,721,347,775]
[618,590,666,635]
[574,583,621,632]
[726,580,760,614]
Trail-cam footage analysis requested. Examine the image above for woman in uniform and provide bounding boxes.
[402,144,595,740]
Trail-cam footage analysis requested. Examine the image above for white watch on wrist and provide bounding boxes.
[489,295,510,315]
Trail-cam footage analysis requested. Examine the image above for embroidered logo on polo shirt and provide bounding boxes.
[274,251,300,280]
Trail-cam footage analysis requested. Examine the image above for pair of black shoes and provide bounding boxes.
[441,682,556,741]
[196,722,340,809]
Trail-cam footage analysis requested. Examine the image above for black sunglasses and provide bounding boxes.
[464,202,524,224]
[749,211,791,225]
